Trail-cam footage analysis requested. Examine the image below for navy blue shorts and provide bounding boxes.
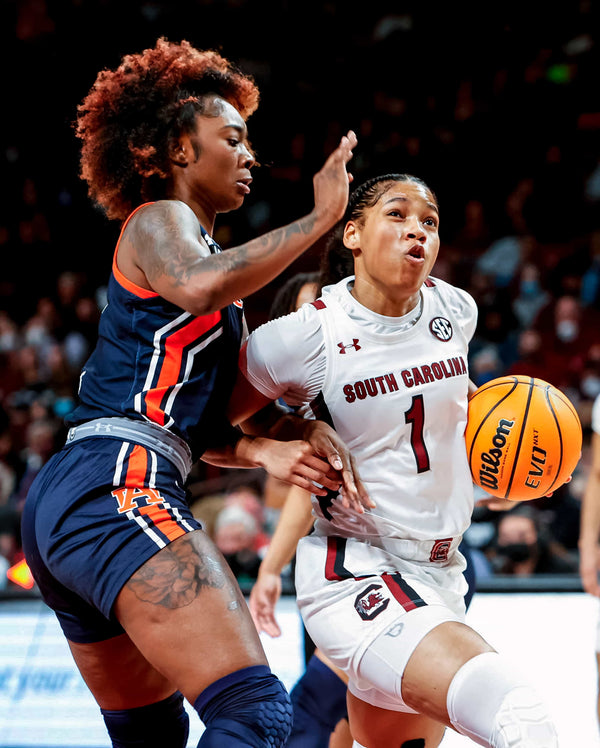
[21,437,203,643]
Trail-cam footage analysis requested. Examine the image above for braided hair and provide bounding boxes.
[319,174,436,289]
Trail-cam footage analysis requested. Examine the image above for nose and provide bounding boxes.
[240,144,255,169]
[405,215,426,242]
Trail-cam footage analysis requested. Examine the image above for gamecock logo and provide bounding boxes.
[430,538,452,562]
[354,583,390,620]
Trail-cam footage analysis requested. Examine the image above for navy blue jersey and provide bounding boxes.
[67,203,244,460]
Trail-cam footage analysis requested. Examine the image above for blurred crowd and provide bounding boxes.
[1,0,599,590]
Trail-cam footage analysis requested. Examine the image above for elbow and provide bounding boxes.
[179,283,224,317]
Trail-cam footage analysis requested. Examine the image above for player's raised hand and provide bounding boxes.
[312,130,357,229]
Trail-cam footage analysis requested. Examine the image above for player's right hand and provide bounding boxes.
[249,571,283,637]
[312,130,357,229]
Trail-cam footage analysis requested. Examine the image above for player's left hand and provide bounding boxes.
[251,437,342,496]
[303,420,375,513]
[249,571,283,637]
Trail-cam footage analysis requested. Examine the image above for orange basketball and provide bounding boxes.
[465,375,582,501]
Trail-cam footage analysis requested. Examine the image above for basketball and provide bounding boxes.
[465,375,582,501]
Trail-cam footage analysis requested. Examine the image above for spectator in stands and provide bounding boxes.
[489,504,578,576]
[511,262,551,330]
[214,503,268,583]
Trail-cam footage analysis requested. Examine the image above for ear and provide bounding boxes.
[169,136,189,167]
[343,221,360,250]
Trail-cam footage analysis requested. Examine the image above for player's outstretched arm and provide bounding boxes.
[249,484,314,637]
[128,132,357,316]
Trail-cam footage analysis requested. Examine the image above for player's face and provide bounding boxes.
[345,182,440,311]
[183,97,255,213]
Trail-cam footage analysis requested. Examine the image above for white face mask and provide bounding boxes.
[582,375,600,399]
[555,319,578,342]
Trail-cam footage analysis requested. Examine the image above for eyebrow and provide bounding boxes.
[383,195,439,214]
[221,123,247,137]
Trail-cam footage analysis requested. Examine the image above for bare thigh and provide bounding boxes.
[68,633,177,710]
[71,530,267,709]
[347,691,446,748]
[401,620,495,725]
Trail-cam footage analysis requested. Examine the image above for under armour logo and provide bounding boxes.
[337,339,361,353]
[94,423,113,433]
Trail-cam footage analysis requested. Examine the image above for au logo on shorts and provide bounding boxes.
[354,583,390,621]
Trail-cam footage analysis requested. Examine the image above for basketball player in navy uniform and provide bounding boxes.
[225,174,559,747]
[21,39,364,748]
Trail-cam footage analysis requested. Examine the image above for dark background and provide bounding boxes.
[1,0,598,331]
[0,1,598,586]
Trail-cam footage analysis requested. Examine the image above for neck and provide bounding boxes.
[169,182,216,235]
[351,278,421,317]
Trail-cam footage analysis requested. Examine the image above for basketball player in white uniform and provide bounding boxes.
[579,393,600,728]
[228,174,558,747]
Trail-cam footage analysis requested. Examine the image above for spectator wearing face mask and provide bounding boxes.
[531,295,600,396]
[511,262,551,330]
[489,505,578,576]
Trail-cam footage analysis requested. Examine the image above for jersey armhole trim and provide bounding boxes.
[113,202,160,299]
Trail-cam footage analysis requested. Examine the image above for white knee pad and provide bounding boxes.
[446,652,558,747]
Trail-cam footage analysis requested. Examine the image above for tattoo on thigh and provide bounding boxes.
[127,536,237,608]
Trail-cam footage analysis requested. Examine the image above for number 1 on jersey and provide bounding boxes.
[405,394,431,473]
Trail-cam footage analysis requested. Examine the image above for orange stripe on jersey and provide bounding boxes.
[125,444,148,485]
[144,312,221,425]
[137,504,187,542]
[112,203,159,299]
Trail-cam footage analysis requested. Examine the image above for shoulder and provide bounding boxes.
[250,302,324,348]
[244,303,325,402]
[425,276,477,317]
[122,200,210,256]
[127,199,196,227]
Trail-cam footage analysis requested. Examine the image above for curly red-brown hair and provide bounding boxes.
[75,38,260,221]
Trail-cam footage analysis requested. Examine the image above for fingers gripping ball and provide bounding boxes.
[465,375,582,501]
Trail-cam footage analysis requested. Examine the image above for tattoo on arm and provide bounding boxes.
[134,202,318,287]
[135,204,204,288]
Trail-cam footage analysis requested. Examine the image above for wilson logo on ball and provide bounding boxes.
[478,418,515,491]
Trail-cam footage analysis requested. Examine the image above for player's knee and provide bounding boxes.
[194,665,292,747]
[447,652,558,747]
[101,690,189,748]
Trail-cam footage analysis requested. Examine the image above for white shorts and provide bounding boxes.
[295,535,467,712]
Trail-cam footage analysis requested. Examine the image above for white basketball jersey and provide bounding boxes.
[244,275,478,571]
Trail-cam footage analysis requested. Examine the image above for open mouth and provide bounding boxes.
[236,177,252,194]
[407,245,425,260]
